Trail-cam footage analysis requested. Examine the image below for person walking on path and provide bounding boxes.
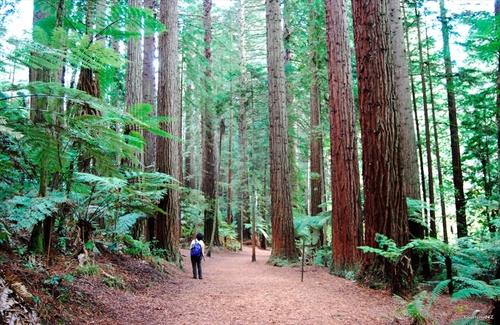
[190,233,205,279]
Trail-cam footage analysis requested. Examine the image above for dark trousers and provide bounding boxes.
[191,255,202,279]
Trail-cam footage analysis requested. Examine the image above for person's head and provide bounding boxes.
[196,233,203,241]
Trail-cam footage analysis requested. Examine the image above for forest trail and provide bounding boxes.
[92,247,403,324]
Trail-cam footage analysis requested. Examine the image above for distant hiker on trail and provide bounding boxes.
[190,233,205,279]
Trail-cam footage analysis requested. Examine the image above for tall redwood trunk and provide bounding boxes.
[309,0,323,218]
[426,28,453,294]
[352,0,411,294]
[156,0,181,263]
[439,0,467,238]
[425,29,448,244]
[402,4,427,240]
[237,0,249,245]
[326,0,362,271]
[495,0,500,199]
[143,0,156,241]
[227,110,233,224]
[143,0,157,172]
[415,6,436,238]
[184,85,196,189]
[283,0,298,211]
[201,0,219,244]
[266,0,297,260]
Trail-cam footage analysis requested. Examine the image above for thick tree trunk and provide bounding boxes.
[156,0,181,264]
[325,0,362,271]
[201,0,219,244]
[439,0,467,238]
[352,0,411,294]
[415,6,436,238]
[309,0,323,218]
[237,0,249,246]
[266,0,297,261]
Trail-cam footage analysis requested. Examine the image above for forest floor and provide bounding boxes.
[2,246,492,324]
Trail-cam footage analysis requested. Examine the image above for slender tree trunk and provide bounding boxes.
[184,85,196,189]
[400,1,431,278]
[283,0,299,212]
[425,30,448,244]
[156,0,181,264]
[402,4,427,240]
[325,0,361,271]
[426,31,454,294]
[227,110,233,225]
[143,0,157,173]
[207,119,226,256]
[352,0,412,295]
[415,6,436,238]
[126,0,144,239]
[309,0,323,218]
[439,0,467,238]
[266,0,297,260]
[495,0,500,203]
[237,0,249,246]
[201,0,219,244]
[143,0,157,242]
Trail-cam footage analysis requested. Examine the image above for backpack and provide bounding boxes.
[191,241,202,257]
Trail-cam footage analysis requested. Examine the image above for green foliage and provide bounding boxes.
[181,188,206,238]
[358,234,405,263]
[75,264,101,276]
[122,235,151,258]
[0,222,10,244]
[102,275,125,289]
[314,246,332,267]
[293,211,330,246]
[268,256,298,267]
[43,273,75,303]
[3,191,67,230]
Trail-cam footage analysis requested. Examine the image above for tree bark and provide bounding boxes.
[237,0,250,246]
[352,0,411,294]
[495,0,500,201]
[309,0,323,218]
[142,0,156,241]
[439,0,467,238]
[266,0,297,260]
[325,0,362,271]
[201,0,219,244]
[156,0,181,264]
[143,0,157,173]
[227,109,233,225]
[283,0,299,212]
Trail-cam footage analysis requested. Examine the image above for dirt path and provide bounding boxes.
[93,247,406,324]
[82,247,491,325]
